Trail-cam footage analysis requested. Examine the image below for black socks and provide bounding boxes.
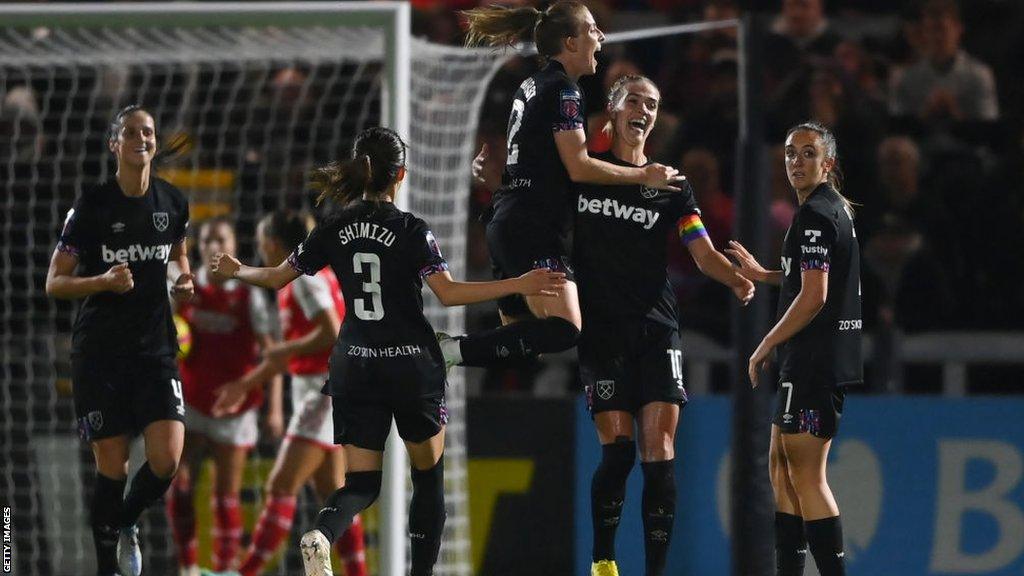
[775,512,808,576]
[316,470,383,543]
[591,440,636,562]
[409,457,446,576]
[457,316,579,367]
[641,460,676,576]
[92,473,126,575]
[122,462,173,528]
[805,516,846,576]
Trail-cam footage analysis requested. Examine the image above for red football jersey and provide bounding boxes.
[277,268,345,375]
[178,268,274,415]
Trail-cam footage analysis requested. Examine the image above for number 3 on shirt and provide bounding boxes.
[353,252,384,321]
[506,98,525,166]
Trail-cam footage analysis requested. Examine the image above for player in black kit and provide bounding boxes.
[727,122,861,576]
[210,127,565,576]
[45,105,193,576]
[440,2,684,369]
[571,75,753,576]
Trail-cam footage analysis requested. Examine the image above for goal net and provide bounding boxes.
[0,3,510,575]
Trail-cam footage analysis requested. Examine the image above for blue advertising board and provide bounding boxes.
[574,397,1024,575]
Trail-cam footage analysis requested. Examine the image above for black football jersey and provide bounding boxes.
[58,178,189,357]
[776,184,863,387]
[492,59,586,232]
[288,200,447,355]
[573,152,702,329]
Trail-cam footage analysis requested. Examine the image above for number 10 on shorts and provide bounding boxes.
[666,349,683,389]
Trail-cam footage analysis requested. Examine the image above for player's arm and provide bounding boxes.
[748,270,827,386]
[45,249,133,299]
[273,308,339,359]
[554,129,682,191]
[212,331,290,418]
[685,234,754,305]
[169,238,195,303]
[424,269,566,307]
[210,253,299,290]
[725,240,783,286]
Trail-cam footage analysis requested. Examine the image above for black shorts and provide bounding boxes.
[72,354,185,442]
[579,320,689,415]
[772,381,845,439]
[327,349,449,451]
[485,210,574,318]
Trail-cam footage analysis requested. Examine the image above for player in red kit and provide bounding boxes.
[212,211,366,576]
[167,217,283,576]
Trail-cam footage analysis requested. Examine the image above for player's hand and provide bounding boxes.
[263,343,291,370]
[642,163,686,192]
[471,143,489,186]
[515,268,567,297]
[732,277,755,306]
[103,262,134,293]
[212,380,249,417]
[726,240,770,283]
[210,252,241,279]
[263,406,285,440]
[748,338,775,387]
[170,272,194,303]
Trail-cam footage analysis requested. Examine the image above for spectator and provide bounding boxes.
[888,0,999,121]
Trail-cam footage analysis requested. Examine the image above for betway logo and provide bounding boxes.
[577,195,660,230]
[102,243,172,264]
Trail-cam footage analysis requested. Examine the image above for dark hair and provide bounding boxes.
[311,127,407,206]
[786,121,856,213]
[922,0,960,21]
[260,210,311,252]
[462,1,590,58]
[197,215,235,238]
[107,103,186,166]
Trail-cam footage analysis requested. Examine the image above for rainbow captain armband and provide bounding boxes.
[677,214,709,244]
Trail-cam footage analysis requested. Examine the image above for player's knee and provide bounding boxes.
[345,470,384,504]
[786,462,824,493]
[641,434,674,462]
[148,453,181,479]
[597,438,636,484]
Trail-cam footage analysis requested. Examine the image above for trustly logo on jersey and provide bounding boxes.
[805,229,822,243]
[578,195,661,230]
[153,212,169,232]
[781,257,792,276]
[596,380,615,400]
[101,243,173,264]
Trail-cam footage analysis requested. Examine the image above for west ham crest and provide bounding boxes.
[153,212,169,232]
[88,410,104,431]
[596,380,615,400]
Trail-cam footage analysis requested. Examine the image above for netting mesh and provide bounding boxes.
[0,15,504,575]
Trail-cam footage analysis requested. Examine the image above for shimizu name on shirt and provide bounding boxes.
[577,195,660,230]
[347,344,423,358]
[101,243,172,264]
[338,222,397,247]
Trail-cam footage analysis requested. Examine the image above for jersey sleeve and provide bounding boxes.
[673,180,707,245]
[56,196,93,258]
[291,274,336,321]
[247,287,276,336]
[409,218,449,279]
[287,225,330,276]
[550,81,585,133]
[796,205,838,273]
[172,187,190,244]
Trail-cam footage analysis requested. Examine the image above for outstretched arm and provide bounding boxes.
[725,240,783,286]
[210,252,300,290]
[424,268,566,307]
[554,129,683,190]
[686,236,754,305]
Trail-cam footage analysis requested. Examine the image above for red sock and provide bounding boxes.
[238,495,297,576]
[334,514,368,576]
[212,494,244,571]
[166,475,197,568]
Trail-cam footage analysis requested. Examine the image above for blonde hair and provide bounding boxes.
[602,74,657,137]
[463,1,590,58]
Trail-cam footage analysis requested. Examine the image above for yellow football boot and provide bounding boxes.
[591,559,620,576]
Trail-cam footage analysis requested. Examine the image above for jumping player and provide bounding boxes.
[167,217,282,576]
[727,122,861,576]
[440,1,683,369]
[46,104,193,576]
[210,211,367,576]
[210,127,566,576]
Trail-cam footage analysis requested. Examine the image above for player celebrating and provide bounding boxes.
[727,122,861,576]
[46,104,192,576]
[574,75,753,576]
[167,217,283,576]
[210,210,367,576]
[210,127,565,576]
[440,2,683,369]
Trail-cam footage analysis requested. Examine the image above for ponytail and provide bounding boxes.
[463,1,590,59]
[312,127,407,207]
[311,154,372,207]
